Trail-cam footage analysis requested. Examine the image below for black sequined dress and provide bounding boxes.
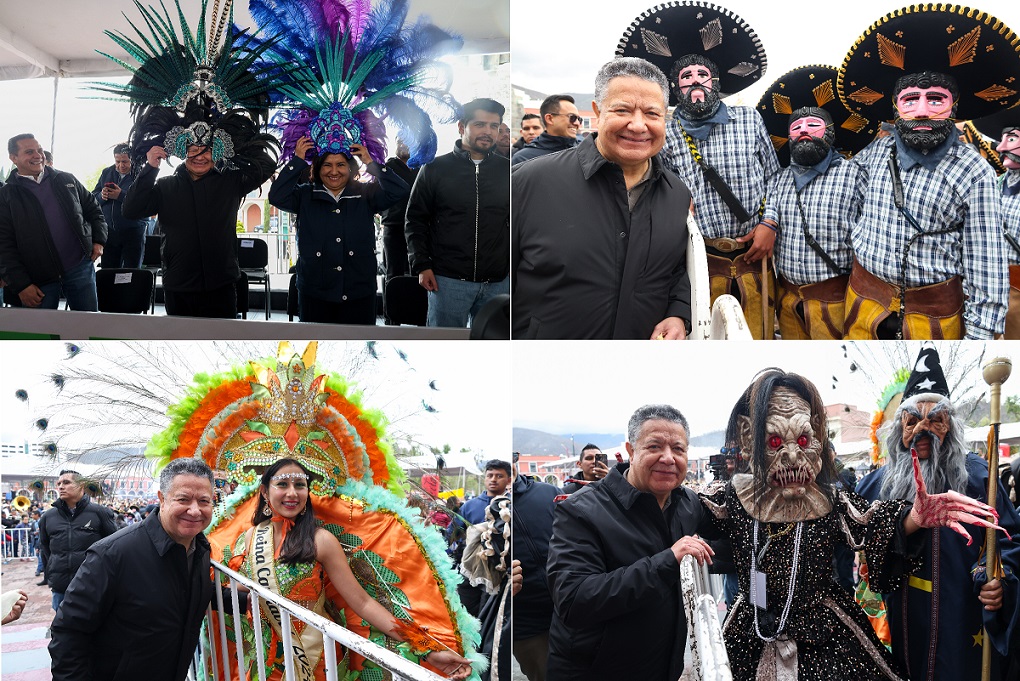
[702,484,919,681]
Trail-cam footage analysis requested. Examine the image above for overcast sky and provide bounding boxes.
[1,341,512,465]
[512,341,1018,439]
[511,0,1020,104]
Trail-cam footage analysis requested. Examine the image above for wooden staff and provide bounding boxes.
[980,357,1011,681]
[761,257,769,340]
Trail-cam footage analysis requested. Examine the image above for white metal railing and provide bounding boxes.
[1,527,33,562]
[190,560,447,681]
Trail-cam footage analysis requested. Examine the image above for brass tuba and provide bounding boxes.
[12,495,32,513]
[680,554,732,681]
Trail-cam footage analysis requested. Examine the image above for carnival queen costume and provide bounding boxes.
[145,342,483,680]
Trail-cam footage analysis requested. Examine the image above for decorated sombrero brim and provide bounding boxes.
[971,102,1020,140]
[958,120,1007,174]
[757,65,876,166]
[838,5,1020,126]
[616,1,767,105]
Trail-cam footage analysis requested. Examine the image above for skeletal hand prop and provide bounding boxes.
[908,448,1009,545]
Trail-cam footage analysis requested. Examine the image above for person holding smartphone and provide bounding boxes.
[92,143,146,269]
[562,444,610,494]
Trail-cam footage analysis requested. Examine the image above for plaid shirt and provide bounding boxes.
[851,135,1007,339]
[662,106,780,239]
[1002,171,1020,266]
[765,158,866,285]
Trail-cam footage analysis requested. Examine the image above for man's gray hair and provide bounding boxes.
[627,404,689,443]
[594,57,669,109]
[159,458,214,495]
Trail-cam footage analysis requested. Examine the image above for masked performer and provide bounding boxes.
[700,365,1007,680]
[618,1,780,338]
[857,345,1020,681]
[837,5,1020,340]
[146,342,483,680]
[974,108,1020,338]
[255,0,460,325]
[94,0,281,319]
[757,66,873,340]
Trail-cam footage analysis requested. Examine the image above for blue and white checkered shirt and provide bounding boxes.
[851,135,1007,339]
[1002,170,1020,266]
[661,106,780,239]
[764,157,865,286]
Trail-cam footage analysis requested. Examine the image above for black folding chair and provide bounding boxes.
[235,271,250,319]
[236,237,270,319]
[95,268,155,314]
[382,275,427,326]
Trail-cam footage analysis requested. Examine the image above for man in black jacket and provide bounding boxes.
[512,58,692,339]
[122,142,275,318]
[38,470,118,613]
[49,458,215,681]
[0,134,107,310]
[546,404,715,681]
[511,94,581,166]
[405,98,510,328]
[92,143,147,269]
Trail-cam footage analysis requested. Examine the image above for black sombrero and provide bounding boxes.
[971,103,1020,140]
[616,1,767,106]
[757,64,877,166]
[838,5,1020,127]
[958,120,1007,174]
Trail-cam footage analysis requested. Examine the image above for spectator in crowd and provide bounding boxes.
[49,459,217,681]
[92,143,147,269]
[405,98,510,328]
[496,123,512,158]
[511,453,558,681]
[269,137,408,324]
[546,404,715,680]
[512,113,543,155]
[462,460,512,524]
[512,58,692,339]
[379,139,421,322]
[30,509,43,577]
[122,119,277,319]
[43,150,53,167]
[511,94,581,166]
[561,444,609,494]
[38,470,118,614]
[0,134,106,310]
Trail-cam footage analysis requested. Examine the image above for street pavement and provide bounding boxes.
[1,554,54,680]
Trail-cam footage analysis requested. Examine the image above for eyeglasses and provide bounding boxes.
[549,113,582,125]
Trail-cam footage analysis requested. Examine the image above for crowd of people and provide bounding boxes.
[0,0,510,330]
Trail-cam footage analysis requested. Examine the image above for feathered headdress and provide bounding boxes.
[250,0,463,166]
[94,0,283,172]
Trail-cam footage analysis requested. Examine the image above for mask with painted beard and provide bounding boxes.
[673,55,722,121]
[679,86,721,120]
[788,108,834,166]
[895,116,956,151]
[879,395,969,501]
[997,127,1020,170]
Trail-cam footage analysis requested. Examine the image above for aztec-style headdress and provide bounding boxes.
[869,367,910,466]
[249,0,462,166]
[757,65,876,166]
[94,0,282,172]
[837,5,1020,127]
[148,341,483,677]
[616,1,767,106]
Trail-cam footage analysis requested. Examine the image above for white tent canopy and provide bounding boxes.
[0,0,509,81]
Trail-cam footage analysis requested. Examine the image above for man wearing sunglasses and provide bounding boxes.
[512,94,581,166]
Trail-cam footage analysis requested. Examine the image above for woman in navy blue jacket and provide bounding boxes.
[269,137,409,324]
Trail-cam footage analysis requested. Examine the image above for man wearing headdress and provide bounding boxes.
[857,345,1020,680]
[836,6,1020,339]
[122,112,276,319]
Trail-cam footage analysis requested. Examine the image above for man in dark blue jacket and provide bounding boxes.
[512,456,559,681]
[92,143,147,269]
[0,134,106,310]
[511,94,581,166]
